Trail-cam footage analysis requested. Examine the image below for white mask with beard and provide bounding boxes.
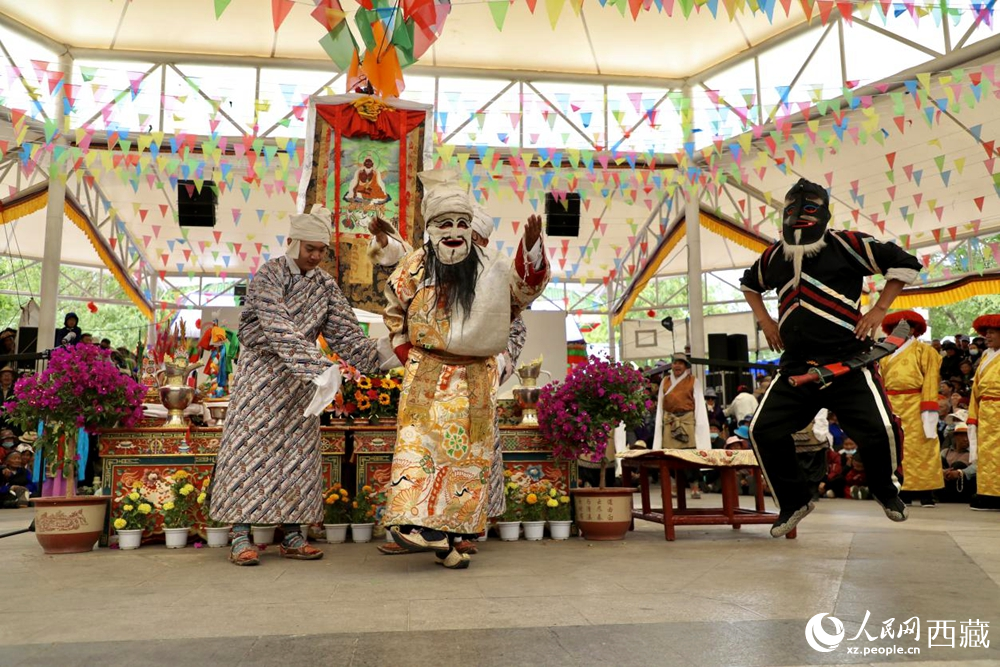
[426,213,473,265]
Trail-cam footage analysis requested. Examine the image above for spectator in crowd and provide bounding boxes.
[1,449,31,508]
[845,450,869,499]
[100,338,112,351]
[940,422,975,503]
[726,384,759,425]
[705,388,726,431]
[792,409,832,502]
[55,312,82,347]
[969,341,983,367]
[940,341,964,381]
[0,328,16,356]
[753,376,772,401]
[958,334,971,354]
[826,410,846,449]
[709,421,725,449]
[939,382,954,410]
[818,445,845,499]
[959,359,976,388]
[931,339,942,353]
[722,434,756,495]
[81,333,94,345]
[0,429,16,456]
[0,366,18,435]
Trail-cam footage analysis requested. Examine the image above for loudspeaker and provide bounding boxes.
[17,327,37,370]
[707,334,729,373]
[233,284,247,306]
[178,179,217,228]
[727,334,752,398]
[544,192,581,237]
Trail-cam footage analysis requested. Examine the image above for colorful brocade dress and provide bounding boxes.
[381,244,547,535]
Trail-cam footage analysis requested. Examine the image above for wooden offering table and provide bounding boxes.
[97,426,347,544]
[619,449,789,541]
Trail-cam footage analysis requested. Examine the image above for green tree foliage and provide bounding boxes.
[0,259,148,349]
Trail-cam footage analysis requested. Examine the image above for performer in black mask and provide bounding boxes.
[740,178,923,537]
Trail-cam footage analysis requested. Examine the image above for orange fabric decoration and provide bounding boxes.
[882,309,926,337]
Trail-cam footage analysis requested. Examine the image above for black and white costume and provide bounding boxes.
[740,178,922,533]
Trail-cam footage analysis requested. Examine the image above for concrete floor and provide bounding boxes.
[2,493,999,667]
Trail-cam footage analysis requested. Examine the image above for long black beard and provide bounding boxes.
[425,242,481,320]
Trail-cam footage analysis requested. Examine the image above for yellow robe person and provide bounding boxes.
[880,339,942,492]
[969,348,1000,498]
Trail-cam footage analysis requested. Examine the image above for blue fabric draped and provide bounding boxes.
[31,422,89,481]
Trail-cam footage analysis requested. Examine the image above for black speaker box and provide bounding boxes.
[544,192,581,237]
[727,333,752,397]
[17,327,37,370]
[707,333,729,373]
[178,179,217,227]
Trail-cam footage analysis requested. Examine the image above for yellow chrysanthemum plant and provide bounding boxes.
[520,489,545,522]
[351,485,378,524]
[198,476,226,528]
[161,469,198,529]
[114,481,155,533]
[500,471,523,522]
[543,484,572,522]
[323,483,352,524]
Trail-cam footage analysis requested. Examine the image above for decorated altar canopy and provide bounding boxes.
[0,0,998,349]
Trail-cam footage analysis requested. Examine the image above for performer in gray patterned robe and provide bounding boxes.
[212,206,383,566]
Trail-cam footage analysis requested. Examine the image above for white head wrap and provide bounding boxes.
[287,204,333,259]
[419,170,472,222]
[471,202,493,240]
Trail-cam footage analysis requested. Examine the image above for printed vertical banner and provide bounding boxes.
[303,94,431,313]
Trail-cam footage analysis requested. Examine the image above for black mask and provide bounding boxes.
[782,178,830,247]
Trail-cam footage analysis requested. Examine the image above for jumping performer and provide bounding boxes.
[740,177,922,537]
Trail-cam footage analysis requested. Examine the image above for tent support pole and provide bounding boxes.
[682,85,705,360]
[38,51,72,356]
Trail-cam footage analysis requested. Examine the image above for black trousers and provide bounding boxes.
[750,366,902,511]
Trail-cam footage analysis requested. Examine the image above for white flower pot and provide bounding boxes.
[497,521,520,541]
[251,525,276,545]
[300,524,312,541]
[522,521,546,541]
[205,526,231,548]
[548,520,572,540]
[117,529,143,550]
[351,523,375,543]
[324,523,349,544]
[164,527,190,548]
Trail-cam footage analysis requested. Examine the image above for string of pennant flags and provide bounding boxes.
[2,52,1000,291]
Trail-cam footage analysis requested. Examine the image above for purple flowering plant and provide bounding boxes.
[5,344,146,486]
[537,357,653,489]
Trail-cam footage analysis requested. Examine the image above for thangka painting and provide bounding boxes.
[303,94,431,314]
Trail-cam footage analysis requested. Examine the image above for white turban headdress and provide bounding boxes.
[471,202,493,240]
[287,204,333,259]
[419,169,472,222]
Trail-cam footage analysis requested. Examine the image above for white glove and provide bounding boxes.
[969,425,978,465]
[921,411,938,440]
[304,365,342,418]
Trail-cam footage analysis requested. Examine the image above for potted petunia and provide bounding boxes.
[538,357,652,541]
[7,344,146,553]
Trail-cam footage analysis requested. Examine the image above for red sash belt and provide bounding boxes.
[886,388,921,396]
[981,396,1000,402]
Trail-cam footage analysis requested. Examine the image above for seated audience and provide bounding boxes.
[818,446,845,499]
[1,449,31,508]
[940,422,975,503]
[845,450,869,499]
